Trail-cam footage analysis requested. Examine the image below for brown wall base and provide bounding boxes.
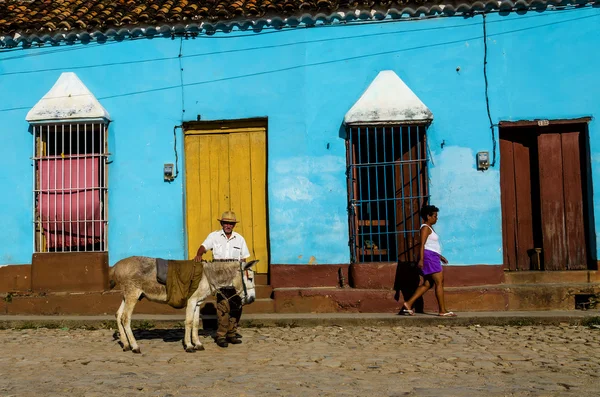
[0,265,31,292]
[1,291,179,315]
[270,264,600,313]
[32,252,109,292]
[273,283,600,313]
[272,263,506,290]
[1,262,599,314]
[271,264,350,288]
[350,263,506,289]
[0,290,273,316]
[3,281,598,315]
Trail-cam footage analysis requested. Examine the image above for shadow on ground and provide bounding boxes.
[112,306,220,348]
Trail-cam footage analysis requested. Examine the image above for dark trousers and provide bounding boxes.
[216,287,243,339]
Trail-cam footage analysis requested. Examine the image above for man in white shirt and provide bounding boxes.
[194,210,250,348]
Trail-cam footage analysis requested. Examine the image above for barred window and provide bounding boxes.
[33,122,109,252]
[347,125,429,263]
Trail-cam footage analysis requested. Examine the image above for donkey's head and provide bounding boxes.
[239,260,258,304]
[207,259,259,304]
[225,260,258,305]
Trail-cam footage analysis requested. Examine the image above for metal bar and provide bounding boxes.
[365,126,373,261]
[32,126,36,253]
[92,123,95,251]
[69,123,72,252]
[349,158,427,167]
[400,126,406,261]
[29,219,99,223]
[408,126,416,259]
[44,126,48,252]
[103,123,108,252]
[53,124,57,252]
[357,126,363,262]
[83,123,87,251]
[61,124,65,253]
[392,126,399,261]
[33,187,104,193]
[42,125,46,252]
[75,123,79,252]
[31,154,109,160]
[382,127,390,262]
[416,126,422,210]
[423,127,430,202]
[355,195,430,204]
[357,229,424,237]
[374,126,383,261]
[348,127,355,263]
[416,127,423,263]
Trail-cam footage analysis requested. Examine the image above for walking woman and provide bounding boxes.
[400,205,456,317]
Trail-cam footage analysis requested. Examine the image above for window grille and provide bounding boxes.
[347,125,429,263]
[32,122,109,253]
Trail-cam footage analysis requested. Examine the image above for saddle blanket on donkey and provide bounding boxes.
[156,259,204,309]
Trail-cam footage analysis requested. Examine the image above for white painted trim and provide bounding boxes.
[344,70,433,126]
[26,72,111,123]
[28,118,110,125]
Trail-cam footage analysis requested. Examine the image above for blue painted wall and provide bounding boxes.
[0,7,598,266]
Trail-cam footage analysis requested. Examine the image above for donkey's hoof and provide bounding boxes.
[122,346,132,352]
[185,346,196,353]
[194,344,205,351]
[132,348,141,354]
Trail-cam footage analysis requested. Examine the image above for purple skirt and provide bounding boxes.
[422,249,443,275]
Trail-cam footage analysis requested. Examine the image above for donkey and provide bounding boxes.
[109,256,257,353]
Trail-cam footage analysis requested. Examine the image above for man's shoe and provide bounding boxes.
[227,336,242,344]
[216,338,229,348]
[235,333,243,339]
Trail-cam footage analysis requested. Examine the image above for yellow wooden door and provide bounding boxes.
[184,120,268,273]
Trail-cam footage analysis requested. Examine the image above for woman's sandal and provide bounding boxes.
[438,312,457,317]
[399,303,415,316]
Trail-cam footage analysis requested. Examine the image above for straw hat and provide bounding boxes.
[218,210,239,223]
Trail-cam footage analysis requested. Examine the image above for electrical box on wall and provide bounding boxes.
[476,151,489,171]
[164,163,174,182]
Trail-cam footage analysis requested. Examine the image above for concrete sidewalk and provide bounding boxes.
[1,310,599,329]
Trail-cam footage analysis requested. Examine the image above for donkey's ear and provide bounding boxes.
[243,260,259,270]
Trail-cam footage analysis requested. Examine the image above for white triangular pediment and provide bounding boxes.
[26,72,110,122]
[344,70,432,125]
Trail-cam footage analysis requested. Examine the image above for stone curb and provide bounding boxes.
[0,311,599,329]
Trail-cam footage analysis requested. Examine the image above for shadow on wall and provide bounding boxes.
[394,261,424,313]
[338,123,348,140]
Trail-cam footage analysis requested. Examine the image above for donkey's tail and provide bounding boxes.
[109,266,117,290]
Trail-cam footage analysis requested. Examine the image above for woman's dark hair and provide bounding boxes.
[420,205,439,220]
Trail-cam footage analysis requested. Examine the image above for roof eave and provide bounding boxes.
[3,2,597,48]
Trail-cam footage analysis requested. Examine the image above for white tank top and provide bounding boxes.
[421,224,441,254]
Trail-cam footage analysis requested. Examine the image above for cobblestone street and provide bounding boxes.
[0,324,599,396]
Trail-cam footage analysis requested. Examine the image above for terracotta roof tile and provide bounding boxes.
[0,0,413,35]
[0,0,596,43]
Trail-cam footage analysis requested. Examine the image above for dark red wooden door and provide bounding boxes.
[538,133,568,270]
[500,139,518,270]
[513,141,535,269]
[500,137,535,271]
[560,132,587,270]
[537,131,587,270]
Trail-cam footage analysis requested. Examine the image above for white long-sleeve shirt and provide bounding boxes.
[201,230,250,260]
